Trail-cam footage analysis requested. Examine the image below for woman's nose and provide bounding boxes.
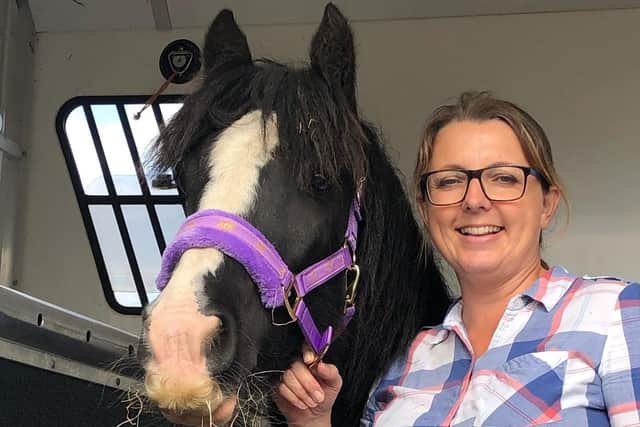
[462,178,491,210]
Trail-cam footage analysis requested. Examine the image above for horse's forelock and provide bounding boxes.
[150,60,367,196]
[148,63,256,175]
[266,65,367,193]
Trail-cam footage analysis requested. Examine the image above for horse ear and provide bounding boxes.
[203,9,252,72]
[310,3,357,111]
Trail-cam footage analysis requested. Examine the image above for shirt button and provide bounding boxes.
[508,297,526,311]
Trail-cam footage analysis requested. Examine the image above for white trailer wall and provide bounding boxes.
[0,0,34,288]
[16,8,640,332]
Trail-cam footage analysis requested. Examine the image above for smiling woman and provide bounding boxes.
[278,91,640,426]
[418,118,561,288]
[376,91,640,426]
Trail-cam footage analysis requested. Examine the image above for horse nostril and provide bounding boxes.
[207,312,237,374]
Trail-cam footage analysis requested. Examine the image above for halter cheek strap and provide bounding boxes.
[156,198,361,357]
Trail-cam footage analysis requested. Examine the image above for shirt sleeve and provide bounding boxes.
[599,282,640,426]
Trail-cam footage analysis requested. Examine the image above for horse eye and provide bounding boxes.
[311,174,331,193]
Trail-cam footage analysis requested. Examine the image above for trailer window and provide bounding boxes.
[56,96,185,314]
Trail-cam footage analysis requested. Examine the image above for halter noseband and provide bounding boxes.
[156,194,362,358]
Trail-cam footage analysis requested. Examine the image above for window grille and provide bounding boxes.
[56,96,185,314]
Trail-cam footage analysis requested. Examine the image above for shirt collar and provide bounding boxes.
[433,265,578,341]
[522,265,577,312]
[419,301,462,345]
[441,299,463,331]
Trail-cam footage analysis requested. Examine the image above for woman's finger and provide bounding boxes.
[282,364,320,407]
[276,382,309,411]
[290,360,327,403]
[302,344,316,365]
[315,361,342,391]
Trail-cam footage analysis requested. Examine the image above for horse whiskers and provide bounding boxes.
[203,400,219,427]
[107,353,147,408]
[117,382,157,413]
[115,388,145,427]
[229,369,283,427]
[107,353,142,374]
[124,363,280,426]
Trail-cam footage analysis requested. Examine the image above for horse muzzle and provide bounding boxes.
[142,284,236,423]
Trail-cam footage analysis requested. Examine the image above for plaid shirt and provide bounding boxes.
[362,266,640,426]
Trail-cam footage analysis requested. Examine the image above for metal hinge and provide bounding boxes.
[0,134,23,159]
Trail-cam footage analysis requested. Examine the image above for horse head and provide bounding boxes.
[140,4,450,426]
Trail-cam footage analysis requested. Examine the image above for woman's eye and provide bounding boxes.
[311,174,331,193]
[435,177,465,188]
[493,174,518,184]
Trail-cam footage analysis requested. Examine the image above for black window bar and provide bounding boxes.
[56,95,186,315]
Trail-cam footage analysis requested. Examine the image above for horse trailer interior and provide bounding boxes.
[1,1,639,426]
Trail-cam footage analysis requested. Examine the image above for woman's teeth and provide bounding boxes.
[458,226,502,236]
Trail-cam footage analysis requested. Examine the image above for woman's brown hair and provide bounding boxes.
[414,91,569,252]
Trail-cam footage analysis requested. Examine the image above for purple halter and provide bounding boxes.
[156,196,362,358]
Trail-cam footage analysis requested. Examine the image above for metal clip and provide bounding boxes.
[344,264,360,307]
[308,344,330,369]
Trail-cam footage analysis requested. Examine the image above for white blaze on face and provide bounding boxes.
[163,110,279,303]
[145,110,279,416]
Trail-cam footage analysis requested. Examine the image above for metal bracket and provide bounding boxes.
[0,285,142,389]
[0,338,136,391]
[0,134,23,159]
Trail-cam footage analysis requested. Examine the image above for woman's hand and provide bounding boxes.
[274,351,343,427]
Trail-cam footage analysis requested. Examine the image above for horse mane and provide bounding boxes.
[330,124,451,426]
[151,57,451,426]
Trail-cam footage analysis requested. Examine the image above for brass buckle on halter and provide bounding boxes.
[271,306,297,327]
[282,279,302,322]
[271,279,302,327]
[344,264,360,308]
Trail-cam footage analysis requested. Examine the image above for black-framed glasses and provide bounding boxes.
[419,165,549,206]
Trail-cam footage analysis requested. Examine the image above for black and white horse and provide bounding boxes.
[140,4,450,426]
